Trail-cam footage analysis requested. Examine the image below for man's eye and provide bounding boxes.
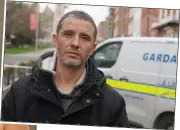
[64,32,72,37]
[81,35,90,41]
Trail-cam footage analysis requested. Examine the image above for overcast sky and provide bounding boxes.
[39,3,109,26]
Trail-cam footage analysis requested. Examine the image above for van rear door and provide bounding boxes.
[151,41,177,128]
[112,40,165,128]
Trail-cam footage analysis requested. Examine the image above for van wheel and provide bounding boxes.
[155,115,174,130]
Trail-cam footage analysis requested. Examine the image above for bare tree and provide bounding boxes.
[5,1,45,47]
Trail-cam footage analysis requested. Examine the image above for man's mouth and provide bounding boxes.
[66,52,81,59]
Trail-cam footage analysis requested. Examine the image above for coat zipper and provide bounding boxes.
[65,82,102,114]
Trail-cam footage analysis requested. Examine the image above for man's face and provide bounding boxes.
[53,17,96,68]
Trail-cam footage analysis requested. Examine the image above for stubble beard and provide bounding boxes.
[57,46,84,69]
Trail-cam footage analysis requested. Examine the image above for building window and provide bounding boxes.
[159,9,163,20]
[168,10,170,16]
[164,10,168,18]
[176,32,178,37]
[129,8,134,18]
[114,15,119,22]
[144,17,147,33]
[173,10,176,16]
[128,21,133,35]
[170,10,174,17]
[115,8,119,14]
[176,10,180,19]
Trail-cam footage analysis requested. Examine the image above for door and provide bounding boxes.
[152,42,177,129]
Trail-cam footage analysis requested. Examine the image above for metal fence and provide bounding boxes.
[3,64,32,85]
[2,64,32,99]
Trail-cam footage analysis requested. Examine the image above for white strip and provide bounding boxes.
[3,64,32,69]
[121,68,176,78]
[0,0,7,120]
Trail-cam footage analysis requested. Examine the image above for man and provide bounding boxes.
[0,123,30,130]
[1,10,129,127]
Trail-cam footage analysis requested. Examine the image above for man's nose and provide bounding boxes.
[71,35,80,48]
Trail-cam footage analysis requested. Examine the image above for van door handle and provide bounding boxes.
[120,77,128,82]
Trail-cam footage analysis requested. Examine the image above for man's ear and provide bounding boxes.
[52,34,57,48]
[89,44,97,56]
[92,44,97,50]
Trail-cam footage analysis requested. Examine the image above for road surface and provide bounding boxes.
[4,48,54,65]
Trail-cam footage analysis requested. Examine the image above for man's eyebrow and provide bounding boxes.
[80,32,93,39]
[80,32,91,36]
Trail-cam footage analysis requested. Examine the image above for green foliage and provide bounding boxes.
[5,44,52,54]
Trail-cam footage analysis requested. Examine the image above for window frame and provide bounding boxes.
[91,41,123,68]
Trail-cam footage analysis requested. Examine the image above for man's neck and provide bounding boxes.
[55,60,86,92]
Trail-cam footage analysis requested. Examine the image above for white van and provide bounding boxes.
[91,37,178,130]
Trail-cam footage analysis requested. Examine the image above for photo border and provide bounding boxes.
[0,1,179,130]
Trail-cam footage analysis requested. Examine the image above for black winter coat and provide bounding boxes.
[1,51,129,128]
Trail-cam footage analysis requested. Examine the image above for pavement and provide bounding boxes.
[4,48,55,65]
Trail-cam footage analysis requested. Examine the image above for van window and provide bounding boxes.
[92,42,122,68]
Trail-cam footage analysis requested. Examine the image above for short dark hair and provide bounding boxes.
[56,10,97,42]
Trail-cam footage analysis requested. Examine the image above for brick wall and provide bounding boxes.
[141,8,159,36]
[112,7,129,37]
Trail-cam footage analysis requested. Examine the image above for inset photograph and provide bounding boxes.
[0,123,36,130]
[1,1,179,130]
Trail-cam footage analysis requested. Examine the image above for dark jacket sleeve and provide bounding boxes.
[1,85,16,121]
[108,96,129,128]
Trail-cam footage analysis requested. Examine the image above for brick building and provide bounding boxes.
[97,21,109,40]
[112,7,160,37]
[111,7,129,37]
[97,7,179,43]
[151,9,179,37]
[96,18,113,44]
[141,8,159,36]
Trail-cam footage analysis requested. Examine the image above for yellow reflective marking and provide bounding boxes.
[106,79,176,99]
